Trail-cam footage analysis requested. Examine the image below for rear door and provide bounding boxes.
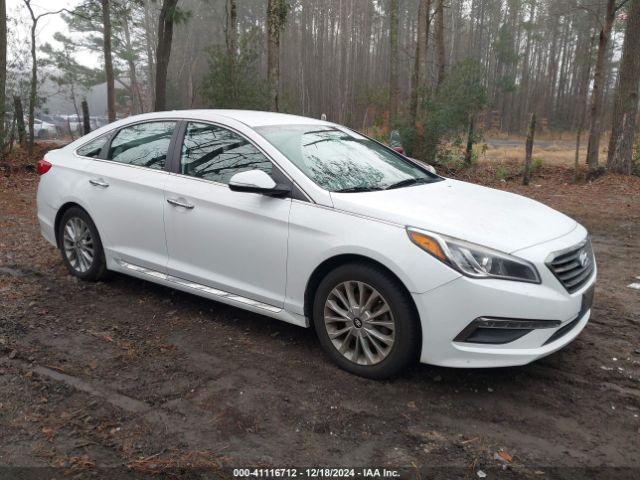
[163,121,292,308]
[82,120,178,272]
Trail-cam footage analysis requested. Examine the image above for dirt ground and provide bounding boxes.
[1,145,639,479]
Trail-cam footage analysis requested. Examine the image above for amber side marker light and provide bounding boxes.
[408,230,447,261]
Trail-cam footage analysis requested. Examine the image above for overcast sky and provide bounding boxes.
[8,0,81,41]
[7,0,99,67]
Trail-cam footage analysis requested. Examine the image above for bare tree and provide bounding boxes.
[523,113,536,185]
[121,18,143,114]
[410,0,431,126]
[101,0,116,122]
[389,0,399,121]
[81,100,91,135]
[267,0,288,112]
[22,0,67,155]
[226,0,237,102]
[143,0,158,110]
[585,0,623,170]
[14,96,26,148]
[435,0,446,91]
[607,0,640,174]
[154,0,180,111]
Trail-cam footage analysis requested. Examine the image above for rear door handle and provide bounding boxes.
[167,198,195,209]
[89,179,109,188]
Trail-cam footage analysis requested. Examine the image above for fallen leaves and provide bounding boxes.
[87,330,114,343]
[494,449,513,464]
[127,450,222,474]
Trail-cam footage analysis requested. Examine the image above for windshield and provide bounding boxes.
[255,125,440,192]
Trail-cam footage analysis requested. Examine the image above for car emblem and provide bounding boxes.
[578,250,589,268]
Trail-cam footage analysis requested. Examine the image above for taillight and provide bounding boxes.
[37,159,52,175]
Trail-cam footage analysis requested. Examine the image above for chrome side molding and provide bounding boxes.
[116,259,281,313]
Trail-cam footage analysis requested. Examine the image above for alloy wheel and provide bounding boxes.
[323,281,396,365]
[62,217,95,273]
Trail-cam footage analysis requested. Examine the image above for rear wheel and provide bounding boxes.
[57,207,108,281]
[313,262,420,379]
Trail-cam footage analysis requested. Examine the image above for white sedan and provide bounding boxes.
[36,110,596,378]
[33,118,58,138]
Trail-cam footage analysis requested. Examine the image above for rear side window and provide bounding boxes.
[180,122,272,184]
[77,135,109,158]
[108,121,176,170]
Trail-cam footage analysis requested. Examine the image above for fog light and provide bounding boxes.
[454,317,561,344]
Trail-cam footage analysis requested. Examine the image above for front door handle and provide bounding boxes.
[89,179,109,188]
[167,198,195,209]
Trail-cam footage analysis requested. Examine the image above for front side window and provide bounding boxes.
[108,121,176,170]
[256,125,439,192]
[180,122,272,184]
[77,135,109,158]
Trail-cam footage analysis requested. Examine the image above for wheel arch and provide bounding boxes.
[303,254,422,336]
[54,202,87,248]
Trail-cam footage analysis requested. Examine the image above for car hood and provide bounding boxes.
[330,178,577,253]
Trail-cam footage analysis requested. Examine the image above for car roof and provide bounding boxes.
[65,109,339,152]
[154,109,334,128]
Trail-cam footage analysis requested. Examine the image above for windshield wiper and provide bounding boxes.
[334,186,383,193]
[384,177,430,190]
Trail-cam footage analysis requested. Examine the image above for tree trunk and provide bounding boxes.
[0,0,6,159]
[435,0,446,92]
[410,0,431,127]
[28,20,37,156]
[388,0,399,121]
[101,0,116,122]
[574,129,582,183]
[585,0,615,171]
[143,0,157,110]
[122,20,143,114]
[523,113,536,185]
[606,0,640,175]
[14,96,26,148]
[81,100,91,135]
[574,48,593,183]
[465,116,475,165]
[267,0,287,112]
[518,1,535,131]
[154,0,179,111]
[226,0,237,102]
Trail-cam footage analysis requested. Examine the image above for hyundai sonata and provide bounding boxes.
[36,110,596,378]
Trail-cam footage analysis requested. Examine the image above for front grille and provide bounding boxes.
[547,239,595,294]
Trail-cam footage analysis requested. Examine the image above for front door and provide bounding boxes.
[163,121,291,308]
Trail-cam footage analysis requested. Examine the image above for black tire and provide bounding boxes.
[57,207,109,281]
[312,262,421,379]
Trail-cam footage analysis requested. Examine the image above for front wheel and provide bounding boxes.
[312,262,421,379]
[57,207,108,281]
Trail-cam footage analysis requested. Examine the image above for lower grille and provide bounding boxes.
[547,239,595,293]
[542,284,594,346]
[543,317,580,345]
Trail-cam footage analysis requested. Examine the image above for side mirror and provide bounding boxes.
[407,157,437,175]
[228,169,291,197]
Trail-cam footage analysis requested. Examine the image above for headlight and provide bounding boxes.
[407,228,540,283]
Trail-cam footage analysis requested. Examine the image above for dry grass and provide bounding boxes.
[126,450,224,475]
[475,137,607,166]
[478,143,586,166]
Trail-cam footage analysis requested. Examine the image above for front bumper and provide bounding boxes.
[414,226,596,368]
